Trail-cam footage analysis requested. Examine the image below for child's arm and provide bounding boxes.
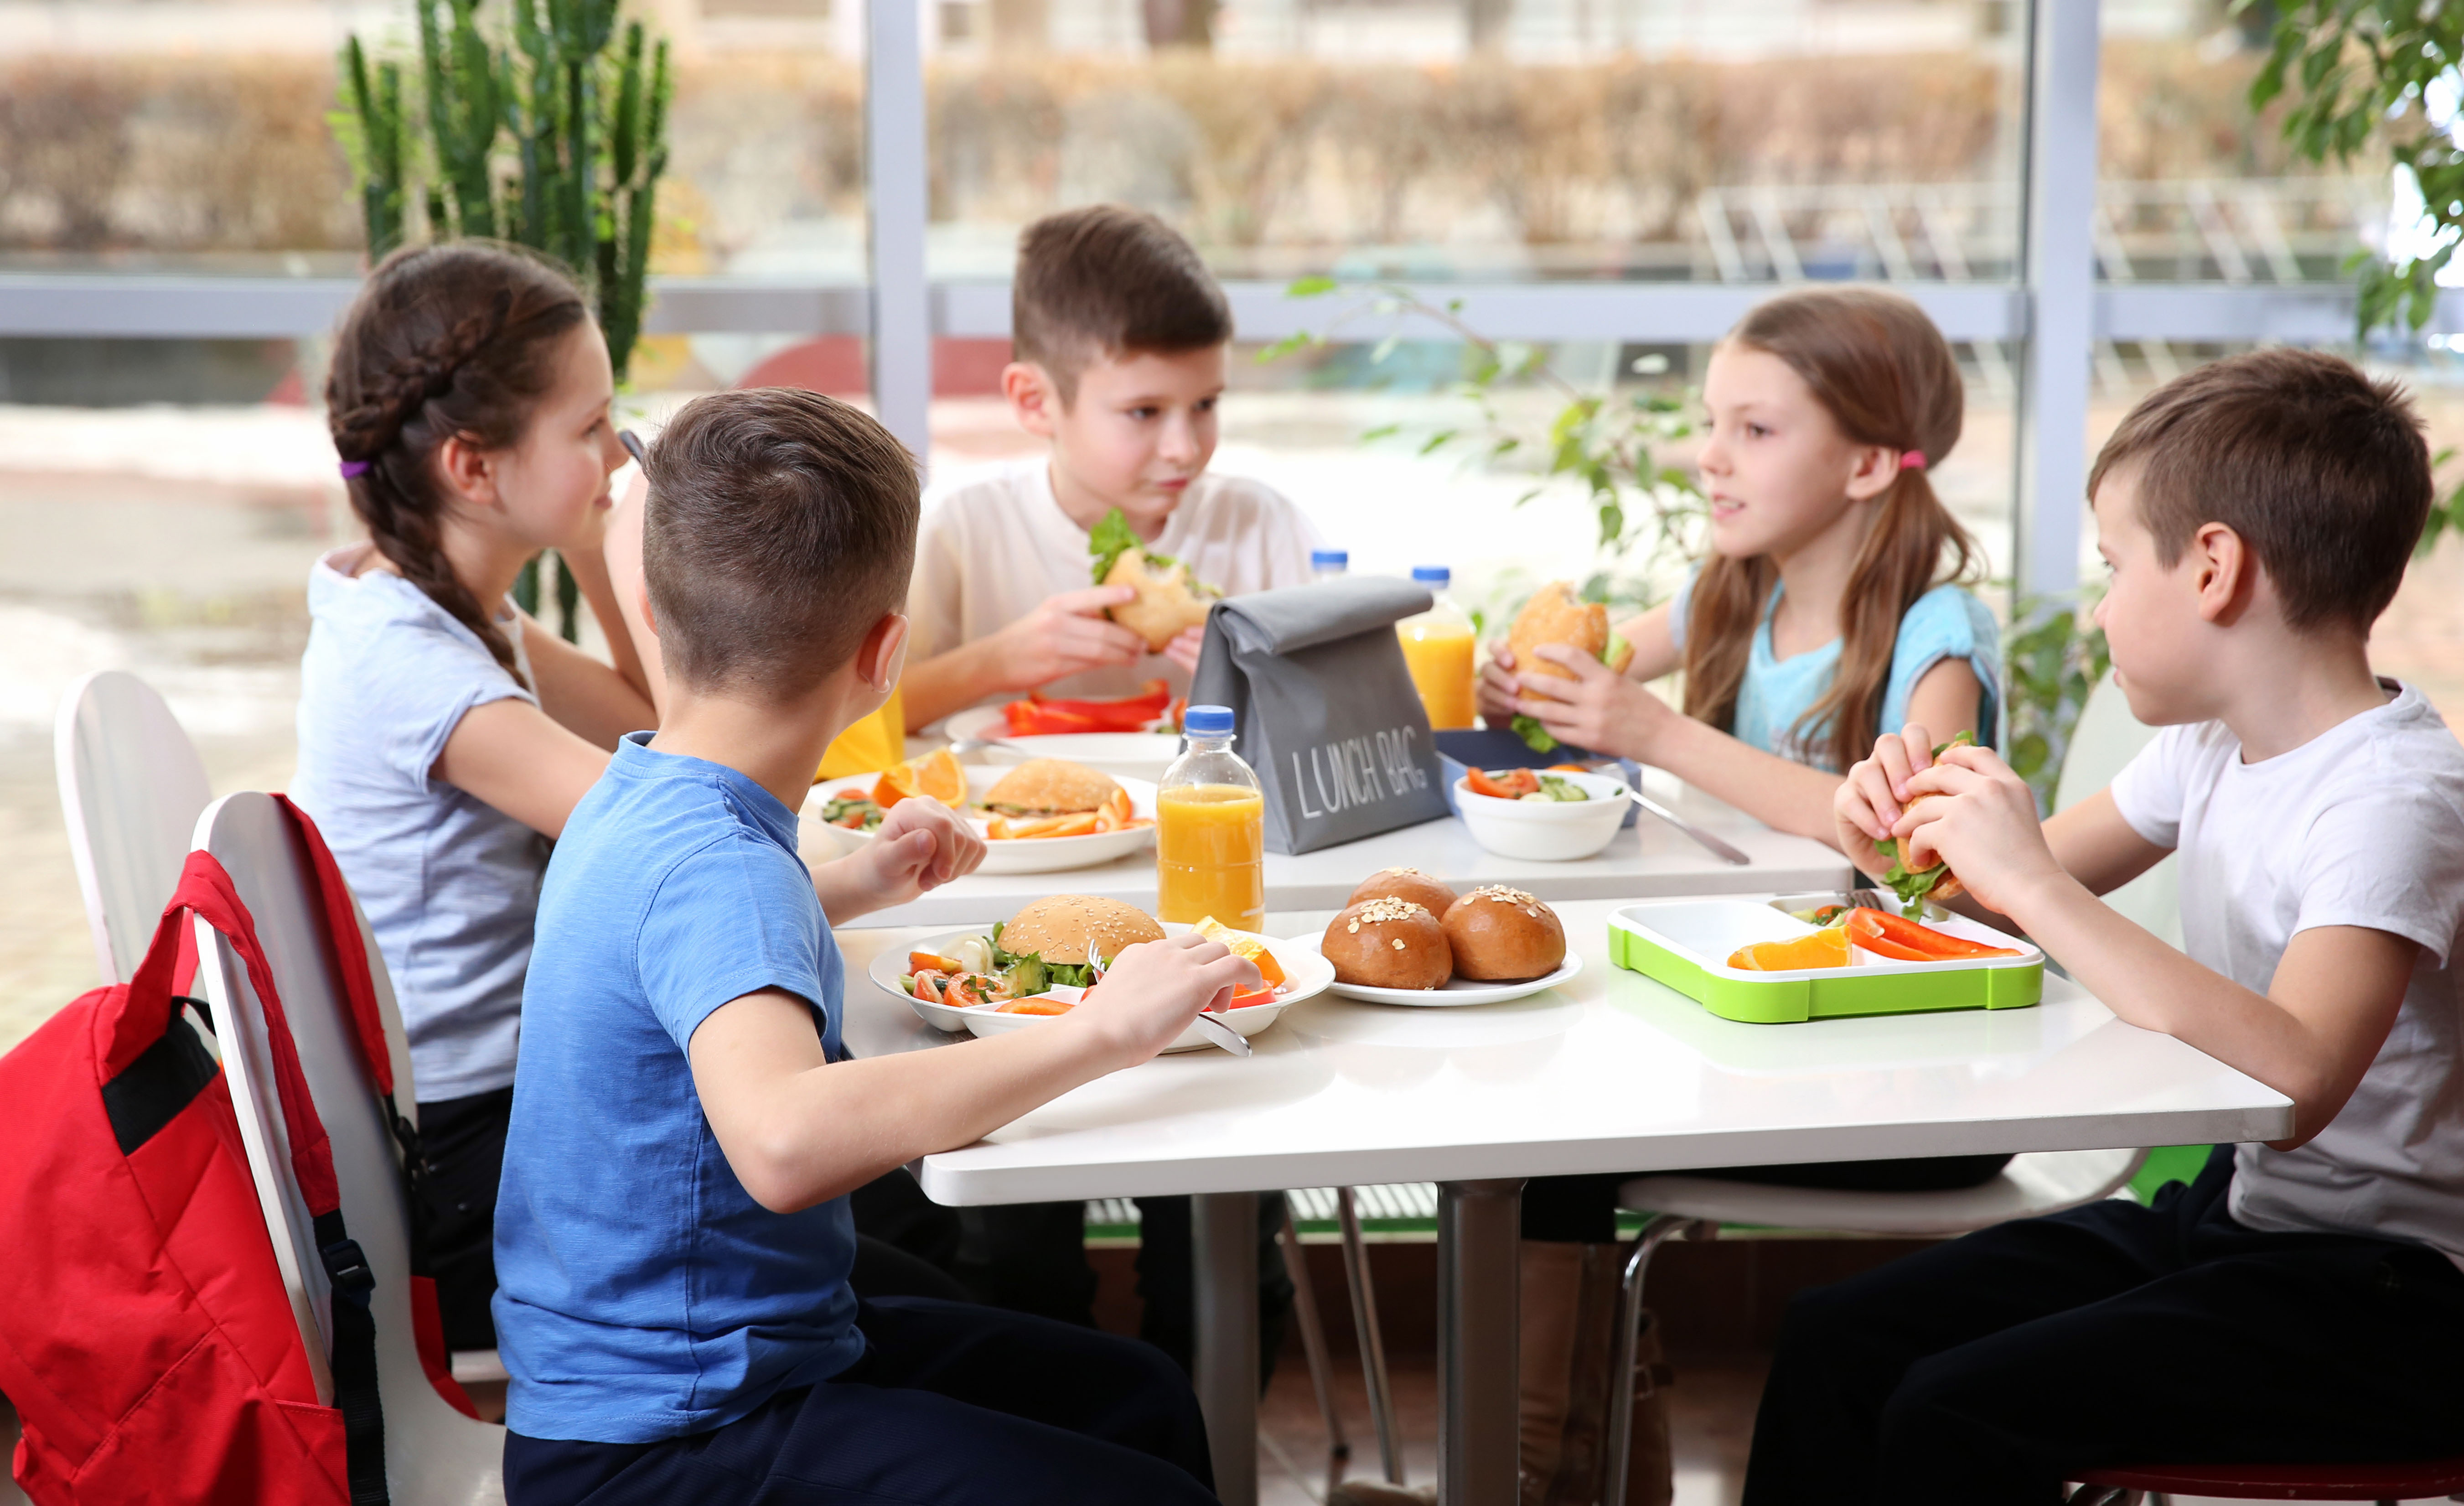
[899,586,1147,729]
[1890,744,2417,1148]
[687,934,1258,1212]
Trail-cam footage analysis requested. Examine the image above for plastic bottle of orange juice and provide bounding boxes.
[1155,705,1265,932]
[1398,565,1477,730]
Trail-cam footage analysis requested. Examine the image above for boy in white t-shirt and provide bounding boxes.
[899,203,1322,728]
[1745,348,2464,1502]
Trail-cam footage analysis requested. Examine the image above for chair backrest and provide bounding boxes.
[56,670,214,985]
[192,792,503,1504]
[2052,674,2182,948]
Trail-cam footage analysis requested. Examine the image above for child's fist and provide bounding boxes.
[1835,724,1941,874]
[864,795,986,904]
[1890,743,2060,916]
[991,587,1147,690]
[1069,933,1259,1068]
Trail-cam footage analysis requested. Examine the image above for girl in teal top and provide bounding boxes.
[1481,285,1995,843]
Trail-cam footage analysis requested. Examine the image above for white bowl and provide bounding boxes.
[946,706,1183,784]
[1452,768,1631,862]
[865,921,1335,1053]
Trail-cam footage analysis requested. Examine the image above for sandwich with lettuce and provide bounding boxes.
[1873,730,1975,915]
[1504,582,1633,753]
[1089,508,1222,651]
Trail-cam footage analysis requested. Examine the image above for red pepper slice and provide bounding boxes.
[1847,908,2019,961]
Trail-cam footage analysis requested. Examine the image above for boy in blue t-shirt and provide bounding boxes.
[492,389,1256,1505]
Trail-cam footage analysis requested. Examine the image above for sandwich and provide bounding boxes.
[999,895,1166,971]
[1090,507,1221,651]
[980,758,1134,840]
[1506,582,1634,753]
[1874,731,1974,915]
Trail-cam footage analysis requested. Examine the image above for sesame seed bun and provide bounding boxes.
[1002,894,1166,963]
[1322,897,1452,990]
[984,759,1123,816]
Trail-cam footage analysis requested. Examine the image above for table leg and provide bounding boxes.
[1193,1191,1259,1506]
[1437,1178,1524,1506]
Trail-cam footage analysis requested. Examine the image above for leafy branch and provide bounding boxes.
[1263,277,1705,608]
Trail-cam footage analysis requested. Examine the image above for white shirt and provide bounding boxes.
[907,459,1324,712]
[2111,681,2464,1263]
[291,547,548,1102]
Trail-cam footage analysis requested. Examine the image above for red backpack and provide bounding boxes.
[0,799,471,1505]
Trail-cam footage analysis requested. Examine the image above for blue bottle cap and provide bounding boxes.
[1411,566,1450,586]
[1184,705,1236,736]
[1311,549,1350,569]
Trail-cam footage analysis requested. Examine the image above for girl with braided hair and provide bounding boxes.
[296,241,661,1354]
[297,243,986,1361]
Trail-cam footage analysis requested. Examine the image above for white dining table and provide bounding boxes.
[808,767,1856,928]
[838,898,2293,1506]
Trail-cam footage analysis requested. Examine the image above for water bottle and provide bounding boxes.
[1155,705,1265,932]
[1398,565,1477,730]
[1311,548,1350,585]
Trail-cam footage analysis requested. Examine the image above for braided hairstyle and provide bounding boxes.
[326,243,590,686]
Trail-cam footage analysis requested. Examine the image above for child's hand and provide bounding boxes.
[1890,743,2063,917]
[1477,639,1522,722]
[1161,624,1206,676]
[988,586,1147,691]
[1068,934,1259,1069]
[858,797,986,908]
[1508,643,1672,759]
[1835,724,1941,876]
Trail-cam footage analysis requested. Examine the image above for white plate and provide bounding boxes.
[866,921,1336,1053]
[1287,931,1584,1007]
[806,764,1158,874]
[946,706,1184,784]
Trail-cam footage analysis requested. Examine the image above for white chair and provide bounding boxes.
[55,669,213,984]
[192,791,504,1506]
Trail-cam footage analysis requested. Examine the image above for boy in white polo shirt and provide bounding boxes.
[899,203,1322,728]
[1748,348,2464,1503]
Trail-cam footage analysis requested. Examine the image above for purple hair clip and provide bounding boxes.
[339,459,372,479]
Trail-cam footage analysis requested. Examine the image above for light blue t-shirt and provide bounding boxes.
[1669,577,2000,772]
[492,733,859,1444]
[290,548,548,1101]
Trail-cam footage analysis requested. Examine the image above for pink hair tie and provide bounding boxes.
[1899,450,1927,471]
[338,459,372,479]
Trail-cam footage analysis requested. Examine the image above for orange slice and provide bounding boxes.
[874,747,967,810]
[1727,927,1852,972]
[1194,916,1287,986]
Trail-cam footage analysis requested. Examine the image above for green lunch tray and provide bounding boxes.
[1609,894,2044,1024]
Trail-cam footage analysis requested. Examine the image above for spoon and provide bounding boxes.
[1088,939,1251,1057]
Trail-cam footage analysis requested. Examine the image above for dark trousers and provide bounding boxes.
[1744,1146,2464,1506]
[933,1195,1294,1382]
[502,1296,1217,1506]
[1521,1154,2014,1243]
[418,1086,515,1351]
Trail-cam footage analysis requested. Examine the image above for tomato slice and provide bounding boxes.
[909,950,963,974]
[1468,767,1541,799]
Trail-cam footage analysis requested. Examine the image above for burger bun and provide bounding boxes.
[1441,886,1566,981]
[1347,867,1459,920]
[1322,898,1452,990]
[1003,894,1165,963]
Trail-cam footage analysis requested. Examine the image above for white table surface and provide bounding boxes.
[808,771,1854,929]
[843,898,2293,1203]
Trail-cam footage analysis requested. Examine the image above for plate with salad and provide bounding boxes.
[867,900,1336,1053]
[806,759,1160,875]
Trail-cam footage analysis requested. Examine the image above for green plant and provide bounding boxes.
[1263,277,1706,609]
[335,0,671,640]
[2003,589,2111,816]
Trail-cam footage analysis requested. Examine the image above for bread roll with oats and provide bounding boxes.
[1347,867,1459,920]
[1510,582,1634,681]
[1103,550,1216,651]
[1322,898,1452,990]
[1442,886,1566,981]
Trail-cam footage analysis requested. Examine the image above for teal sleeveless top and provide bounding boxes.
[1668,577,2000,774]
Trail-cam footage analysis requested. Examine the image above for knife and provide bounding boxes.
[1622,786,1752,867]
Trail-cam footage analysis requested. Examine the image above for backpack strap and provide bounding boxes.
[126,851,393,1503]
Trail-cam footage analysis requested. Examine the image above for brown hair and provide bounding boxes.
[643,388,920,701]
[1682,286,1977,774]
[1013,203,1232,404]
[2088,348,2431,631]
[326,242,590,686]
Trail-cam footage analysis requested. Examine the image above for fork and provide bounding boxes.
[1088,939,1252,1057]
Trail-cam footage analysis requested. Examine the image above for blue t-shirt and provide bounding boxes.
[492,734,860,1444]
[291,548,547,1101]
[1669,577,2000,772]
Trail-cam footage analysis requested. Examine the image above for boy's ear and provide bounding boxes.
[634,577,659,639]
[2189,520,2255,625]
[856,612,911,693]
[1003,361,1060,439]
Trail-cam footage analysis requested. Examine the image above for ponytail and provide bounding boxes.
[325,243,590,688]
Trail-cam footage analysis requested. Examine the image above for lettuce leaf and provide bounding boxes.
[1603,631,1629,665]
[1511,714,1559,754]
[1871,731,1977,915]
[1089,507,1181,586]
